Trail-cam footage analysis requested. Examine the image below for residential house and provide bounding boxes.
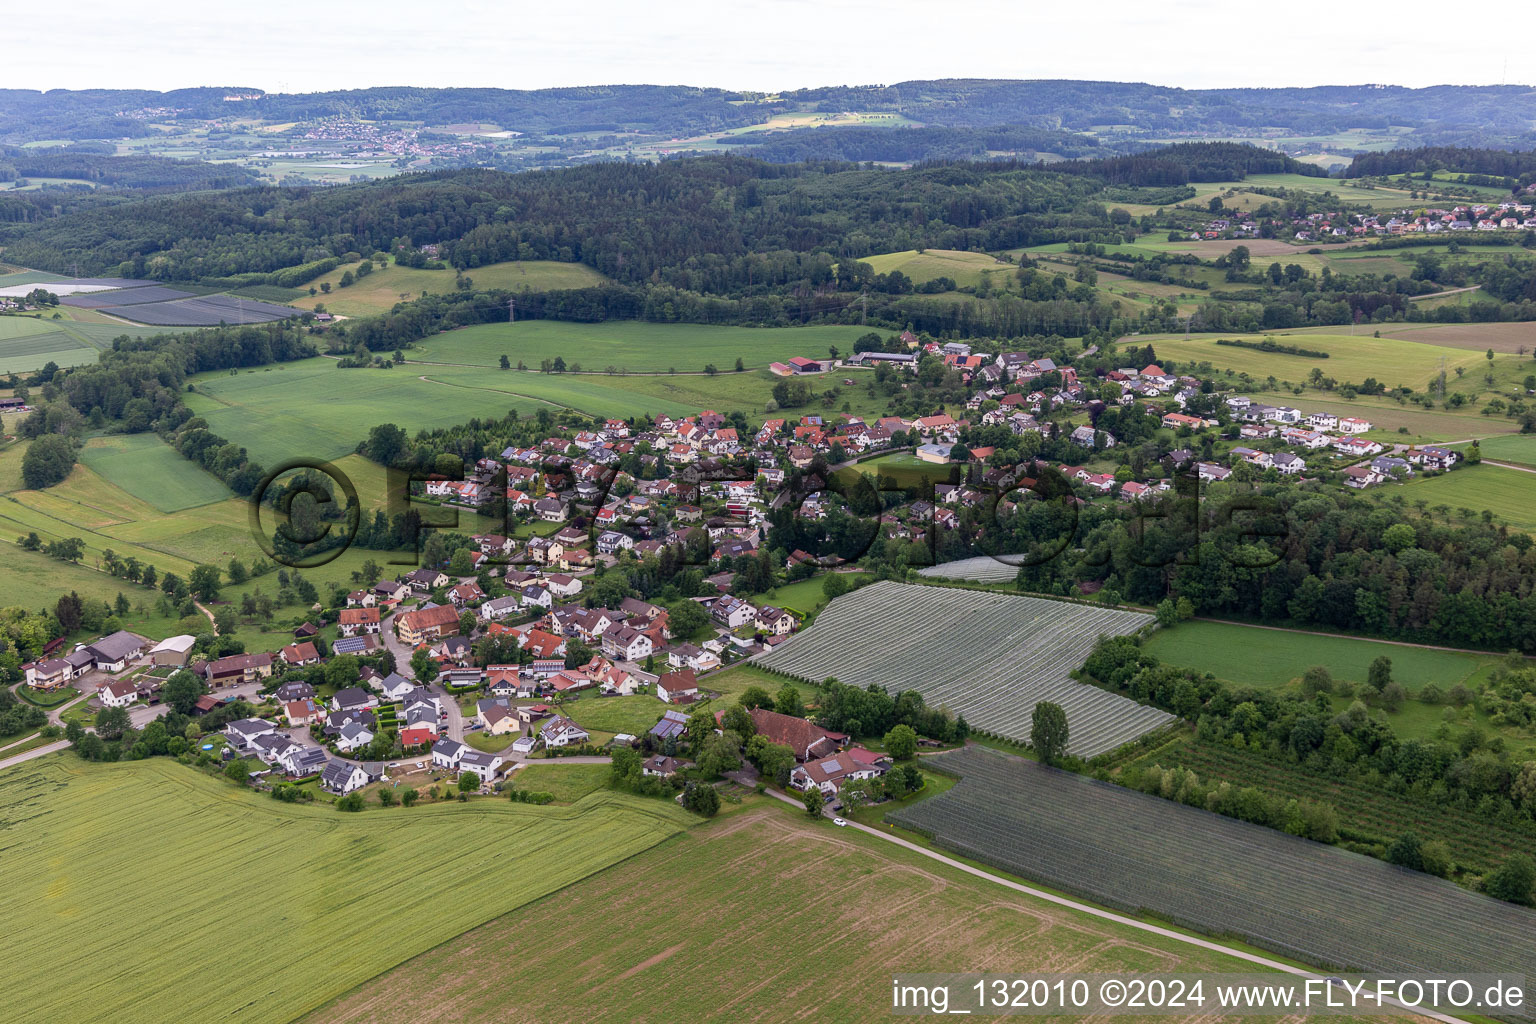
[320,759,371,796]
[656,669,700,704]
[97,678,141,709]
[790,747,890,797]
[395,604,461,645]
[339,607,382,637]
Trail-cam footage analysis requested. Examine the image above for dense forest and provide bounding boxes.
[1345,146,1536,184]
[721,125,1107,163]
[0,145,259,191]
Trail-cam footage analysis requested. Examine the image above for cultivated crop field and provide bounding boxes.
[4,756,689,1024]
[1134,738,1536,877]
[111,293,298,325]
[919,555,1025,583]
[409,320,869,374]
[758,581,1168,756]
[0,313,191,374]
[77,432,233,512]
[1142,621,1494,694]
[1370,321,1536,354]
[893,746,1536,1010]
[1130,331,1497,391]
[304,808,1273,1024]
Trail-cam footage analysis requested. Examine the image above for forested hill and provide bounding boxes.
[0,145,260,191]
[0,155,1114,279]
[6,81,1536,142]
[0,143,1305,280]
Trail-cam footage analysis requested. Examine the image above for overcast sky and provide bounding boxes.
[4,0,1528,94]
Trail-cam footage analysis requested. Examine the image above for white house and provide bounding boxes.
[335,720,376,754]
[540,716,590,748]
[97,678,141,709]
[431,737,467,771]
[320,759,371,796]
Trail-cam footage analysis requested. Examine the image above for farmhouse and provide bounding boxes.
[84,631,146,673]
[97,678,141,709]
[723,707,846,761]
[790,747,890,797]
[339,607,382,636]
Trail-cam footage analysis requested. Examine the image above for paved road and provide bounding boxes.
[758,782,1473,1024]
[380,610,466,741]
[0,740,70,771]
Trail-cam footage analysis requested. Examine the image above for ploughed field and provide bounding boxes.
[892,746,1536,1021]
[758,580,1168,756]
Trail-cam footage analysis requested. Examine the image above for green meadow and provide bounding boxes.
[78,433,233,512]
[1143,620,1493,693]
[300,258,611,317]
[1389,463,1536,532]
[409,320,869,373]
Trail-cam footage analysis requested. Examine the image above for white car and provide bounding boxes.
[832,817,848,827]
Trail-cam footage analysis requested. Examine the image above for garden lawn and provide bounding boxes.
[3,756,687,1024]
[747,571,874,620]
[1143,620,1494,693]
[77,433,233,512]
[563,695,667,737]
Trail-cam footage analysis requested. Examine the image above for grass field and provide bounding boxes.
[1455,434,1536,467]
[1244,389,1516,444]
[4,756,688,1024]
[303,806,1280,1024]
[861,248,1014,288]
[409,320,870,374]
[301,259,610,317]
[1143,620,1494,693]
[508,762,611,802]
[1130,331,1500,391]
[1389,463,1536,531]
[183,356,888,468]
[744,571,875,621]
[77,433,233,512]
[563,695,668,739]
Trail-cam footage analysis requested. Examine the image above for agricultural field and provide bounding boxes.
[1143,621,1495,694]
[303,807,1287,1024]
[408,320,868,374]
[1368,321,1536,355]
[861,248,1015,289]
[76,433,233,512]
[919,555,1025,583]
[1388,463,1536,532]
[1457,434,1536,468]
[299,259,610,317]
[0,312,193,375]
[4,756,689,1024]
[1129,738,1536,876]
[1129,331,1500,392]
[183,357,887,467]
[182,358,551,465]
[758,580,1169,756]
[893,746,1536,994]
[1244,389,1516,444]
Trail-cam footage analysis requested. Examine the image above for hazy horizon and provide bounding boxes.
[2,0,1529,95]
